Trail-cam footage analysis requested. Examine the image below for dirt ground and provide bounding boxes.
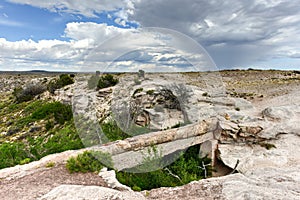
[0,164,107,200]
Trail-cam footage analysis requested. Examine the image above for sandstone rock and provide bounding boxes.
[39,185,144,200]
[144,177,225,200]
[262,106,295,121]
[98,168,131,191]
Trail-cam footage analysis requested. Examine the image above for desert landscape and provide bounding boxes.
[0,69,299,199]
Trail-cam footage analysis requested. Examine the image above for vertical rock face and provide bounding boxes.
[129,86,185,130]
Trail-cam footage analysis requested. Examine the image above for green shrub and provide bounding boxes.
[138,70,145,78]
[23,100,44,114]
[62,145,211,191]
[146,90,155,95]
[132,185,142,191]
[97,74,119,89]
[66,151,113,173]
[259,142,276,150]
[19,158,31,165]
[116,144,211,191]
[45,162,55,168]
[100,120,129,141]
[0,142,30,169]
[47,74,74,94]
[31,102,72,125]
[13,84,46,103]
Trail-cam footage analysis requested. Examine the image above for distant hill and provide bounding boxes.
[29,70,49,73]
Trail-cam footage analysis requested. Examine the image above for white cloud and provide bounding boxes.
[0,23,134,71]
[114,18,127,27]
[8,0,134,18]
[64,22,129,42]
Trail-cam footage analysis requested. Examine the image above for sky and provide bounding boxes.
[0,0,299,72]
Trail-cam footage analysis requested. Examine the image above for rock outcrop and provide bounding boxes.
[1,73,300,199]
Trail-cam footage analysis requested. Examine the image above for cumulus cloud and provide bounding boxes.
[0,23,133,71]
[129,0,300,68]
[64,22,129,42]
[1,22,213,72]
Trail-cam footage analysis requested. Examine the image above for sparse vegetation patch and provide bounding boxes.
[47,74,74,94]
[97,74,119,89]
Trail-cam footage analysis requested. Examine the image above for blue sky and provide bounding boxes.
[0,1,136,41]
[0,0,299,71]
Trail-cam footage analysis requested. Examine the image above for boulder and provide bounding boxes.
[98,168,131,191]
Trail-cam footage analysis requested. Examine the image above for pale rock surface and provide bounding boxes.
[98,168,132,191]
[39,185,144,200]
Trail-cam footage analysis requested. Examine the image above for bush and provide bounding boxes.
[146,90,155,95]
[116,144,212,190]
[61,145,211,191]
[66,151,113,173]
[138,70,145,78]
[0,142,29,169]
[48,74,74,94]
[16,101,72,130]
[100,120,129,141]
[31,102,72,124]
[13,84,46,103]
[45,162,55,168]
[202,92,208,97]
[19,158,31,165]
[97,74,119,89]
